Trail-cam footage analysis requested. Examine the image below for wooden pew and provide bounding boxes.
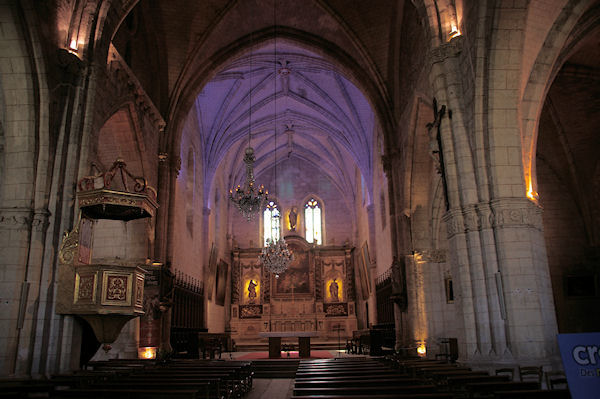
[294,375,417,383]
[293,385,439,396]
[294,377,425,388]
[85,381,216,399]
[465,381,540,397]
[50,388,199,398]
[0,381,55,398]
[295,369,403,379]
[78,359,250,398]
[446,374,510,390]
[291,394,454,399]
[136,367,248,394]
[493,389,572,399]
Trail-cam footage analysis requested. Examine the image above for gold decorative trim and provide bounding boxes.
[59,226,79,265]
[74,272,97,303]
[135,273,144,308]
[101,271,132,306]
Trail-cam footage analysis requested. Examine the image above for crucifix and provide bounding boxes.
[426,98,450,211]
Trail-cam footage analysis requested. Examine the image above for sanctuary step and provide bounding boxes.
[251,359,300,378]
[237,340,342,352]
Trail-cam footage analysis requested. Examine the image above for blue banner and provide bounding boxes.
[557,332,600,399]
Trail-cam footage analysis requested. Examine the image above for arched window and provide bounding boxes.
[263,200,281,245]
[305,198,322,245]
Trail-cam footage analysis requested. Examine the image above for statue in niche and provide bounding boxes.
[248,279,257,303]
[329,279,339,302]
[289,207,298,232]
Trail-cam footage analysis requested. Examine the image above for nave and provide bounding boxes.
[0,353,571,399]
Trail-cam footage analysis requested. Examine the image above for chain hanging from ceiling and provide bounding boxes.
[228,26,268,221]
[259,6,293,277]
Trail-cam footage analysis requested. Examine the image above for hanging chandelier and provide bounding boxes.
[229,147,268,221]
[229,32,268,221]
[260,237,293,277]
[259,16,293,277]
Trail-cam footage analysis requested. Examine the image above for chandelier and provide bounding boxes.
[229,147,268,221]
[229,35,268,221]
[260,237,293,277]
[258,9,293,277]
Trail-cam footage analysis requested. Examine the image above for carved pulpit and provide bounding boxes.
[56,159,158,351]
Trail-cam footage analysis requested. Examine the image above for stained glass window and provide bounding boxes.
[263,200,281,245]
[305,198,322,245]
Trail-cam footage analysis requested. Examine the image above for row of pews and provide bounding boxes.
[0,359,253,399]
[292,357,452,399]
[291,357,572,399]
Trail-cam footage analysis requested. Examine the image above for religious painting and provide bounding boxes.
[206,243,217,300]
[215,259,228,306]
[274,243,310,295]
[356,242,372,300]
[77,217,94,265]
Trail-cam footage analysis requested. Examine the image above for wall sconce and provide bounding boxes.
[68,39,78,53]
[526,179,539,203]
[417,342,427,357]
[448,24,461,40]
[138,346,157,359]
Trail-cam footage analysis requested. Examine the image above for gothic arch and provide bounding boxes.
[520,0,596,199]
[300,194,327,245]
[166,29,394,177]
[419,0,463,46]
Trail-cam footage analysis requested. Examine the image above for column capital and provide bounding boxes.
[0,207,32,230]
[428,36,464,65]
[490,197,543,231]
[443,198,543,239]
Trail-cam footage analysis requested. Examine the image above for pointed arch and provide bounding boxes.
[302,194,325,245]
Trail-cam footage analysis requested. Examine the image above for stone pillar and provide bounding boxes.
[428,36,558,366]
[490,198,558,363]
[382,151,410,349]
[155,153,170,264]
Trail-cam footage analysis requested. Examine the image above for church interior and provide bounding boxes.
[0,0,599,397]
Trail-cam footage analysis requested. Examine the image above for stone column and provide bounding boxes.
[155,153,170,264]
[382,151,410,349]
[490,198,558,363]
[429,36,558,366]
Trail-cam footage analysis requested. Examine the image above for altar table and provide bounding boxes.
[259,331,319,358]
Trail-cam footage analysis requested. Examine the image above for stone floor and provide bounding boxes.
[246,378,295,399]
[240,351,367,398]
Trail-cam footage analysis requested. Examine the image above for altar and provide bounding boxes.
[259,331,319,358]
[229,237,358,351]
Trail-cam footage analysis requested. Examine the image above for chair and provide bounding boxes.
[495,367,515,381]
[519,366,543,387]
[545,370,568,390]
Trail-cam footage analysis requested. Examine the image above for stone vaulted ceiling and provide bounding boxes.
[193,42,375,201]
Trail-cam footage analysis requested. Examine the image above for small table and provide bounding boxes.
[259,332,319,358]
